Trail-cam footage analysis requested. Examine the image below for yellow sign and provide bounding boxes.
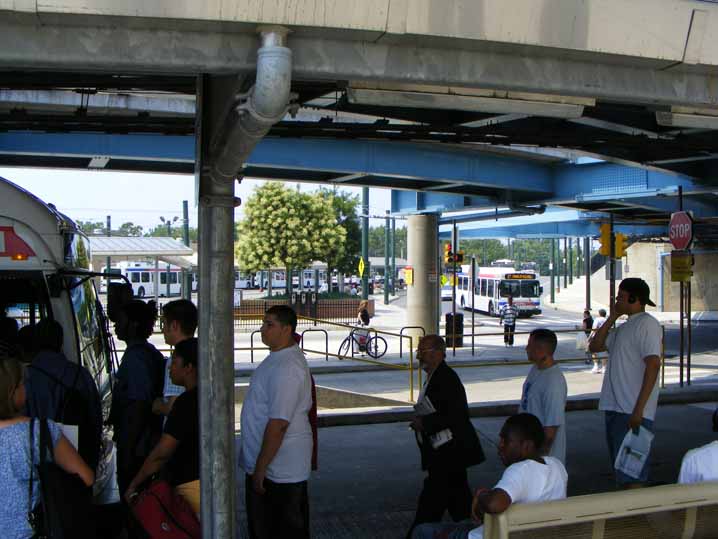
[440,275,449,286]
[405,267,414,286]
[671,251,693,282]
[358,257,365,278]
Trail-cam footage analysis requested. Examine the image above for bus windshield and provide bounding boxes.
[500,279,540,298]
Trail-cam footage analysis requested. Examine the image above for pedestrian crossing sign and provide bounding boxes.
[440,275,448,286]
[358,257,365,278]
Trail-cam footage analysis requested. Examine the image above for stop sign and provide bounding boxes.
[669,211,693,250]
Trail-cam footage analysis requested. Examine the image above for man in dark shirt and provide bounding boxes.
[25,318,103,470]
[124,337,200,516]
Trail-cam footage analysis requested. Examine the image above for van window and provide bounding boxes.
[141,272,150,283]
[170,272,178,284]
[131,272,140,283]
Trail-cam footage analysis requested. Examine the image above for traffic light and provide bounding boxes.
[598,223,611,256]
[454,250,465,264]
[444,243,453,264]
[615,233,628,258]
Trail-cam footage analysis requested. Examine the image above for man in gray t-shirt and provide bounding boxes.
[519,328,567,464]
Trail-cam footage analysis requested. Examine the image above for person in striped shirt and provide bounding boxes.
[500,296,519,347]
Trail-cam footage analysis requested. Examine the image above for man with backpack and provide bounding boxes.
[25,318,102,471]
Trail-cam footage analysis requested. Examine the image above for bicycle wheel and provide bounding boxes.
[338,337,352,359]
[366,336,387,359]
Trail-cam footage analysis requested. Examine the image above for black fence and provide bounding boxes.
[233,297,361,332]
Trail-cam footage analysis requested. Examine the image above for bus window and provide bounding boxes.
[160,273,166,285]
[480,279,487,296]
[131,272,140,283]
[141,272,150,283]
[500,281,521,298]
[69,277,109,390]
[461,277,468,291]
[521,280,541,298]
[488,280,494,298]
[171,272,178,284]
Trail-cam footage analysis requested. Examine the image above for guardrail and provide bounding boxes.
[300,328,329,362]
[399,326,425,359]
[484,481,718,539]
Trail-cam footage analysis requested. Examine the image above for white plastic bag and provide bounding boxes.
[614,426,654,479]
[575,332,588,351]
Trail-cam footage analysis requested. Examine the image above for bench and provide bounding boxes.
[484,482,718,539]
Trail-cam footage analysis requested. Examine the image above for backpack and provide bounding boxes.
[29,363,100,470]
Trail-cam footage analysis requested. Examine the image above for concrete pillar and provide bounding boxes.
[407,214,439,338]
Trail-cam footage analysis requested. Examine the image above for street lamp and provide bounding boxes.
[159,215,179,237]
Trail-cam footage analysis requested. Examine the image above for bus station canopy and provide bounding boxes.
[89,236,194,269]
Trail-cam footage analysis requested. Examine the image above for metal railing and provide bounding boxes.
[300,329,329,362]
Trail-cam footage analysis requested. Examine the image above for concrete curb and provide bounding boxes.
[317,384,718,428]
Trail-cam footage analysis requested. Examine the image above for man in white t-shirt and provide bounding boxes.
[589,278,662,488]
[519,329,567,464]
[678,441,718,484]
[411,413,567,539]
[239,305,313,539]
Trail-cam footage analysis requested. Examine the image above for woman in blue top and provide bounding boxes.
[0,358,94,539]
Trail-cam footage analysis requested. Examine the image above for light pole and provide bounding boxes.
[159,216,179,297]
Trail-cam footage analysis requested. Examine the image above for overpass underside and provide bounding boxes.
[3,1,718,536]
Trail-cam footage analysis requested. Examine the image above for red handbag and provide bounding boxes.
[130,479,201,539]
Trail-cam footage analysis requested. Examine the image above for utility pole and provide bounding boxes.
[550,238,556,304]
[563,237,568,289]
[183,200,191,300]
[105,215,111,295]
[384,211,390,305]
[584,236,591,310]
[390,217,396,296]
[361,187,369,300]
[568,237,573,285]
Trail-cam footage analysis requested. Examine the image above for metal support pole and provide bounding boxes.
[679,186,684,387]
[384,211,390,305]
[197,74,236,539]
[451,220,458,356]
[105,215,111,295]
[563,237,568,289]
[687,280,692,385]
[391,217,396,296]
[182,200,192,300]
[361,187,369,300]
[471,256,476,356]
[584,236,591,310]
[549,238,556,303]
[609,217,616,321]
[154,256,160,306]
[569,237,573,285]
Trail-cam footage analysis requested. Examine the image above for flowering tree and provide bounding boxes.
[235,182,346,293]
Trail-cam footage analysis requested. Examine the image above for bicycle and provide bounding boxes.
[338,327,388,359]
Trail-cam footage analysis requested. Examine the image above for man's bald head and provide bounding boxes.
[419,334,446,354]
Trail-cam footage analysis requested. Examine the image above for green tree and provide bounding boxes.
[145,225,199,242]
[459,239,507,266]
[317,188,360,276]
[116,222,144,237]
[77,220,105,235]
[235,183,346,293]
[368,225,407,259]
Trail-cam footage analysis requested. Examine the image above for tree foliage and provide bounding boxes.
[369,225,407,259]
[317,188,360,275]
[235,183,346,283]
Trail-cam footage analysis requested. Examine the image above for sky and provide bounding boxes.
[0,167,396,233]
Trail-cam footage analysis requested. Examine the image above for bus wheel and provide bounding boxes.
[488,302,495,317]
[137,286,145,297]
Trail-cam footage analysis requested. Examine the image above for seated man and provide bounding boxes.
[412,413,567,539]
[678,439,718,484]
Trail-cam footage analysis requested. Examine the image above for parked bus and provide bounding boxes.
[0,175,118,504]
[455,265,542,317]
[102,261,183,298]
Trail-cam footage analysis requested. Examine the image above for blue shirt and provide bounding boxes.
[0,419,61,539]
[110,341,164,457]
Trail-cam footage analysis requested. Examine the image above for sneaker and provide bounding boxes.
[591,365,599,374]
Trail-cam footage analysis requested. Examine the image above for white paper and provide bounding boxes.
[414,395,436,416]
[59,423,79,450]
[614,426,654,479]
[413,396,453,449]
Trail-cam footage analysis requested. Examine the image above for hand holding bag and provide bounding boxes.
[130,479,201,539]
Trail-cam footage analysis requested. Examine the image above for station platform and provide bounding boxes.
[234,402,718,538]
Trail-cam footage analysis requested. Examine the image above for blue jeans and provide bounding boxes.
[604,411,654,485]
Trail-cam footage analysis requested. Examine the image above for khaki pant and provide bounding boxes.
[176,480,201,518]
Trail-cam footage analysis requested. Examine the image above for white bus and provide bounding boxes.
[455,266,542,317]
[105,262,183,298]
[0,175,118,504]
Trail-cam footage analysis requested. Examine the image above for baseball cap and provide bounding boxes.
[619,278,656,307]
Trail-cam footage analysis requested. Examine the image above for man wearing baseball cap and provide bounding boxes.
[589,278,662,488]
